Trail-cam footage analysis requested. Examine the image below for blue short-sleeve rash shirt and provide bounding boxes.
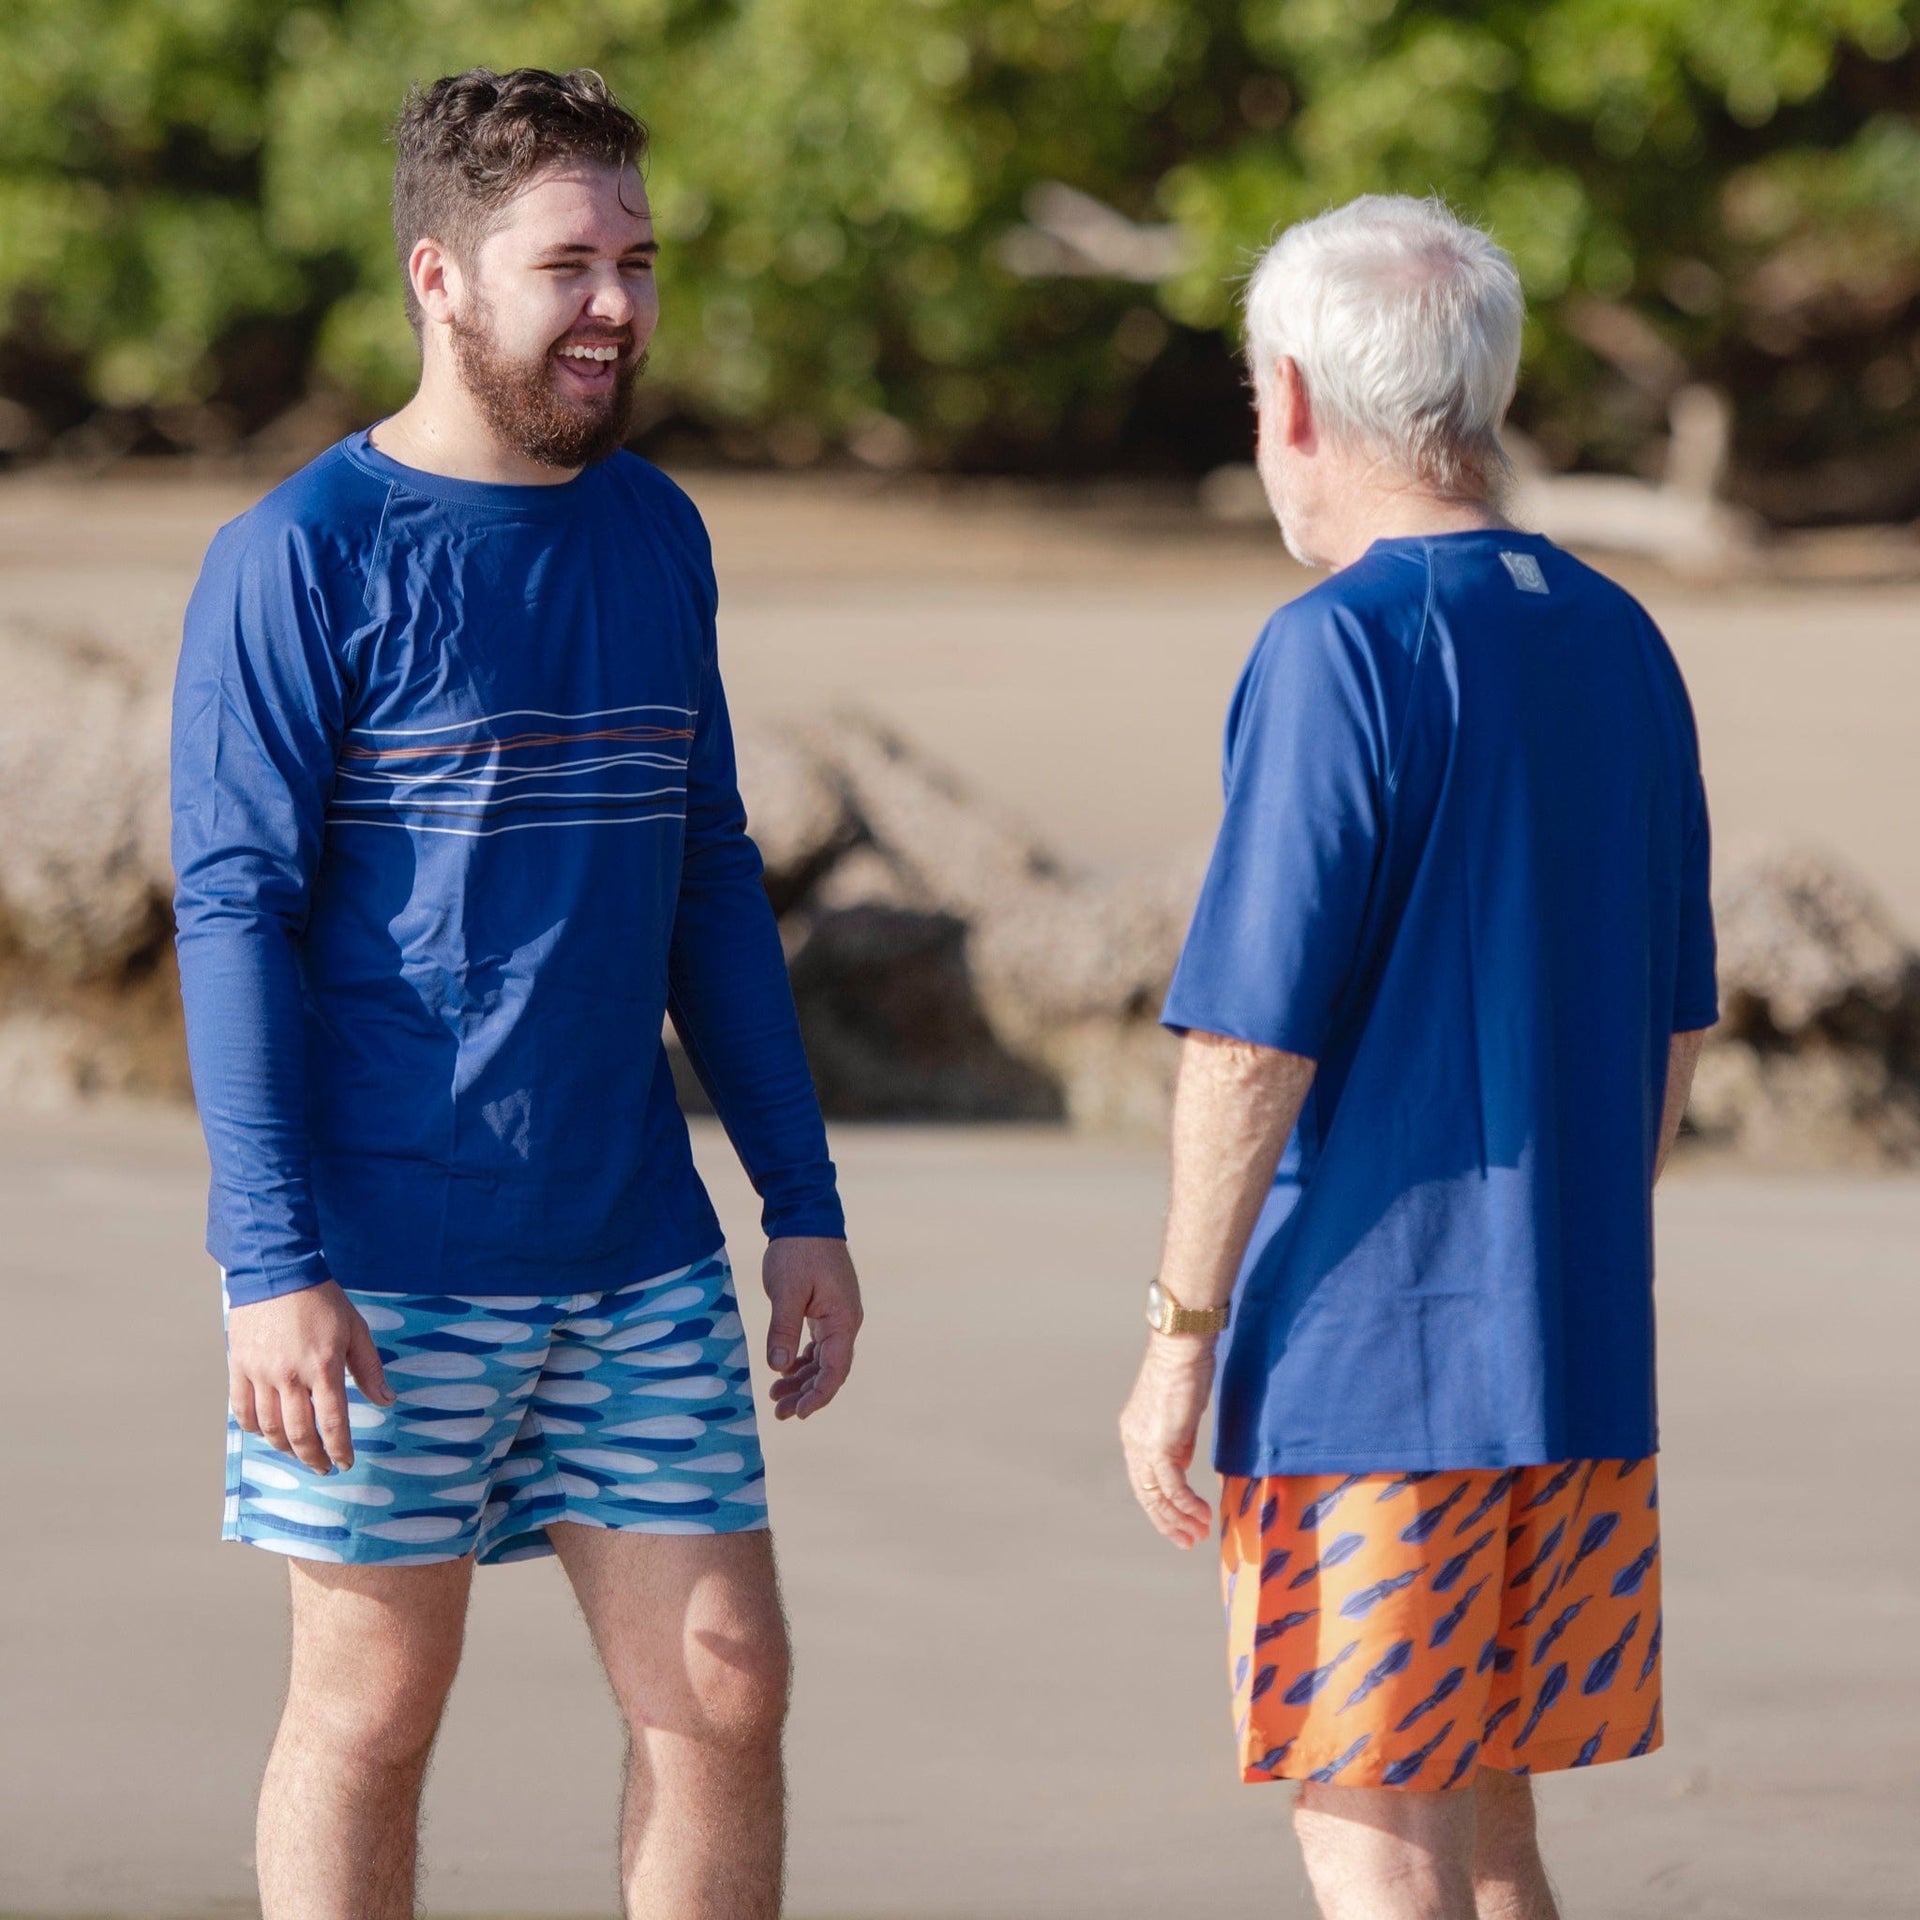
[1162,531,1716,1477]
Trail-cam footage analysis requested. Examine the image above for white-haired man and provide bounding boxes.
[1120,195,1716,1919]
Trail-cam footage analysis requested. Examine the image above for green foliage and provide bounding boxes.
[1,0,1916,513]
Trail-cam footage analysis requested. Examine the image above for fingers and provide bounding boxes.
[766,1303,860,1420]
[1118,1339,1217,1548]
[255,1382,291,1458]
[242,1373,347,1474]
[790,1324,854,1419]
[229,1366,261,1436]
[765,1278,808,1376]
[343,1313,395,1407]
[769,1347,822,1421]
[763,1238,862,1387]
[276,1383,333,1475]
[312,1375,355,1475]
[226,1285,370,1476]
[1132,1463,1213,1549]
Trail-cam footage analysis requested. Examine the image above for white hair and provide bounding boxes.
[1242,195,1524,498]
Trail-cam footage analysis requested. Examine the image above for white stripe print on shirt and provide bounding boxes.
[327,704,696,837]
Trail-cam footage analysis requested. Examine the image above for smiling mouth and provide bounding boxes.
[555,342,623,364]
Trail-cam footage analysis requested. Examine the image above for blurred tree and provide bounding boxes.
[0,0,1915,518]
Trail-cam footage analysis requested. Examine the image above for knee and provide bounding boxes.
[629,1623,789,1760]
[287,1641,460,1775]
[686,1626,790,1757]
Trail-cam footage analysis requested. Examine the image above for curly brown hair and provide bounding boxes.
[392,67,648,331]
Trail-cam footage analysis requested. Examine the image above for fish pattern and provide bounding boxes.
[1430,1576,1488,1649]
[1340,1570,1424,1619]
[1439,1737,1481,1789]
[1382,1718,1457,1786]
[223,1252,768,1565]
[1431,1528,1498,1594]
[1342,1638,1416,1711]
[1256,1607,1319,1646]
[1221,1457,1662,1789]
[1288,1530,1367,1588]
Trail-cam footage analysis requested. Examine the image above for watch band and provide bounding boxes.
[1146,1279,1230,1337]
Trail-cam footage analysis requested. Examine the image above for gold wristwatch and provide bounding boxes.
[1145,1278,1230,1337]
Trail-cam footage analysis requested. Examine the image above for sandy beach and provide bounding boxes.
[0,1105,1916,1918]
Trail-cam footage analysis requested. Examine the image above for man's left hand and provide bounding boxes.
[1120,1334,1218,1549]
[763,1237,864,1421]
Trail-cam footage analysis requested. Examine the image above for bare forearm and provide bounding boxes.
[1122,1032,1315,1551]
[1156,1032,1317,1308]
[1655,1027,1709,1182]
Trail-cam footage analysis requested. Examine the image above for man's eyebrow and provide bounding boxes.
[535,238,660,259]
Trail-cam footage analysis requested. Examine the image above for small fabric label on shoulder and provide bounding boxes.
[1499,550,1550,594]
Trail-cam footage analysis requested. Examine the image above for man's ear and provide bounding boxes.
[408,237,461,327]
[1274,356,1314,450]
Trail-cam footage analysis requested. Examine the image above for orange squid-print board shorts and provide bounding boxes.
[1219,1459,1662,1789]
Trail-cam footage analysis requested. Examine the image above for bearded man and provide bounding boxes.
[1119,197,1715,1919]
[171,68,861,1920]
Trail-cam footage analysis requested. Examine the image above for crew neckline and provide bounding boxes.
[1364,526,1549,558]
[342,427,609,513]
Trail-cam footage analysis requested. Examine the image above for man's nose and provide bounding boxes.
[582,266,636,327]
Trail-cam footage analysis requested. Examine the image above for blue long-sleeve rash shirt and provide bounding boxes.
[171,431,843,1308]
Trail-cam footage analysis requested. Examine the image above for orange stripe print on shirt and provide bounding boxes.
[340,724,695,762]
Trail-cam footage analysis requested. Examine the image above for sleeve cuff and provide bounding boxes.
[760,1190,847,1243]
[218,1249,332,1309]
[1159,995,1325,1062]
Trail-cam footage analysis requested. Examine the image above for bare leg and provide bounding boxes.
[552,1525,789,1920]
[257,1556,473,1920]
[1294,1781,1478,1920]
[1472,1771,1561,1920]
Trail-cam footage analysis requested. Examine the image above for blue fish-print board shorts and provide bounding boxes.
[222,1251,768,1565]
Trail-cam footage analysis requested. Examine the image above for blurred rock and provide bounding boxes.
[785,905,1062,1121]
[1688,850,1920,1166]
[0,1010,95,1109]
[0,616,172,977]
[732,719,857,914]
[3,651,1917,1171]
[808,843,926,913]
[801,715,1189,1122]
[1713,848,1913,1036]
[1688,1036,1920,1168]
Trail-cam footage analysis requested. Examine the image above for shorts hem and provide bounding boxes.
[475,1508,772,1565]
[1236,1742,1475,1791]
[1481,1725,1664,1778]
[1238,1723,1665,1790]
[223,1526,479,1566]
[221,1509,772,1567]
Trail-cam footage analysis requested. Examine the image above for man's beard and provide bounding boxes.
[450,299,645,471]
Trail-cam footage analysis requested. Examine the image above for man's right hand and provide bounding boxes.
[227,1281,395,1475]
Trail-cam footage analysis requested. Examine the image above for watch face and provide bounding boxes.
[1146,1279,1168,1329]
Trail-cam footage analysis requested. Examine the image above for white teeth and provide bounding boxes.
[558,345,620,362]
